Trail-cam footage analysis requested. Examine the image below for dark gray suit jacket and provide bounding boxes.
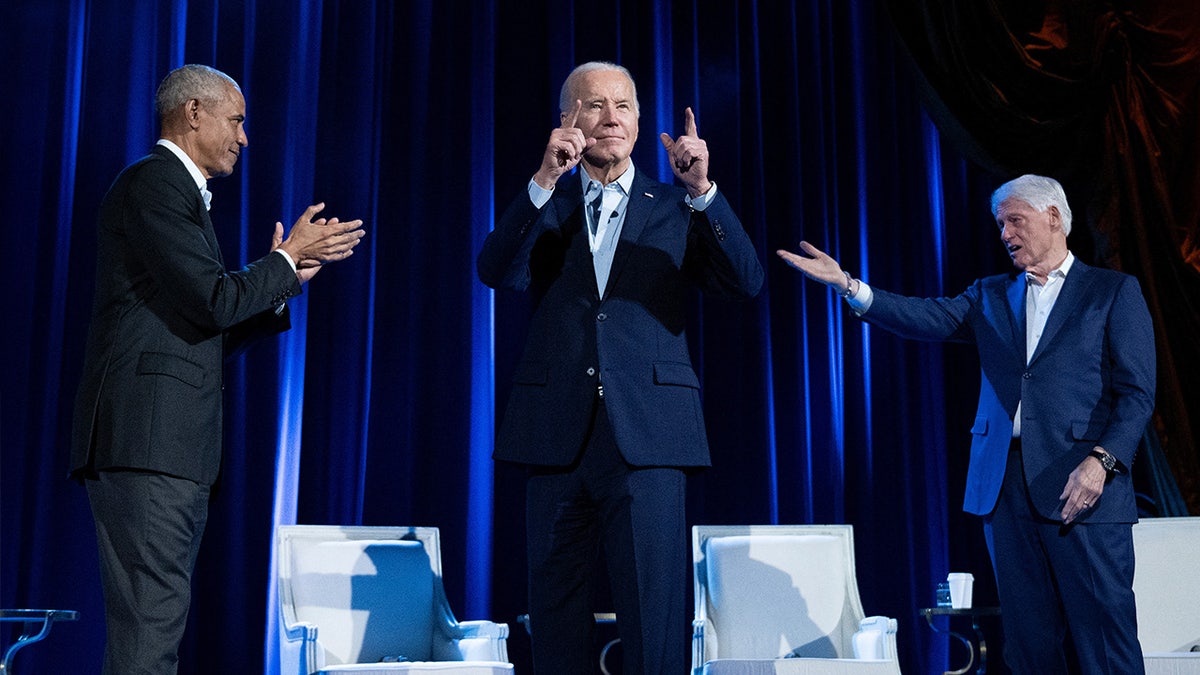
[477,169,763,468]
[71,145,300,486]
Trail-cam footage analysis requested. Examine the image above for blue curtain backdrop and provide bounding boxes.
[3,1,1196,674]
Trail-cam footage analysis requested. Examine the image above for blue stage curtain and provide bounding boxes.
[5,1,1195,673]
[888,0,1200,517]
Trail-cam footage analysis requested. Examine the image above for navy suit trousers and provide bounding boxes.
[524,396,688,675]
[983,447,1143,674]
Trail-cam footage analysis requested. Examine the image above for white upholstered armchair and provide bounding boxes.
[275,525,512,674]
[692,525,902,675]
[1132,517,1200,675]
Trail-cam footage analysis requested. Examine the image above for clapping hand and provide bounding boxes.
[273,202,366,284]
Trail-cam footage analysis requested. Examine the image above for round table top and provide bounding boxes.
[0,609,79,621]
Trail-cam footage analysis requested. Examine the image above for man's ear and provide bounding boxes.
[187,99,201,128]
[1047,205,1063,231]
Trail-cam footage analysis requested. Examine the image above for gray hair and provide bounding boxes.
[559,61,640,117]
[155,64,240,122]
[990,174,1073,236]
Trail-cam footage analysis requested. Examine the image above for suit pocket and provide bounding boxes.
[970,416,988,435]
[653,362,700,389]
[137,352,205,388]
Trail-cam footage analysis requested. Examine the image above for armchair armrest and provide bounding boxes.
[433,619,510,661]
[852,615,899,661]
[279,619,323,675]
[692,618,707,675]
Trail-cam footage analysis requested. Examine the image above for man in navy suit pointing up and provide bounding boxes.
[478,61,762,675]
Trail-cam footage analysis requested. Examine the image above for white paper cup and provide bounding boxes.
[948,572,974,609]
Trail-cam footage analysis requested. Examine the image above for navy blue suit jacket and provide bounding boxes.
[862,261,1155,520]
[477,169,763,467]
[71,145,300,485]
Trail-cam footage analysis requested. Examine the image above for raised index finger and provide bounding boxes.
[683,106,698,137]
[561,99,583,129]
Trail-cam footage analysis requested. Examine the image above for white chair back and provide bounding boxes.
[695,525,865,661]
[1132,517,1200,653]
[287,538,436,664]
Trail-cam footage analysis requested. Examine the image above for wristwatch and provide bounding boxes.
[1089,447,1118,474]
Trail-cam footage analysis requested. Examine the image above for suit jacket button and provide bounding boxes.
[1023,372,1032,379]
[597,313,607,321]
[586,367,596,377]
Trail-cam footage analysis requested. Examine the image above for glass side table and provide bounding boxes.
[1,609,79,674]
[920,606,1001,675]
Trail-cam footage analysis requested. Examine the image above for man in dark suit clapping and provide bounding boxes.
[71,64,364,674]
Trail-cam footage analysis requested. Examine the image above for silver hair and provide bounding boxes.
[990,174,1073,236]
[154,64,240,122]
[559,61,640,117]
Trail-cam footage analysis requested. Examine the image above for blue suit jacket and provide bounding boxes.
[862,261,1155,520]
[477,169,763,467]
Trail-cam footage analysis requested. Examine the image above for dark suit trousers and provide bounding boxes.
[983,445,1144,675]
[87,469,210,675]
[525,396,688,675]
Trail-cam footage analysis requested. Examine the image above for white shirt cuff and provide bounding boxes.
[275,248,298,272]
[527,179,554,209]
[684,181,718,211]
[846,280,874,313]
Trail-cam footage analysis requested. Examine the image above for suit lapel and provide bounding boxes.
[153,145,225,266]
[1029,261,1094,365]
[550,177,600,300]
[198,200,224,267]
[1005,274,1027,362]
[603,170,657,299]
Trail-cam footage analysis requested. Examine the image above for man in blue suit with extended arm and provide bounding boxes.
[478,61,762,674]
[778,174,1155,674]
